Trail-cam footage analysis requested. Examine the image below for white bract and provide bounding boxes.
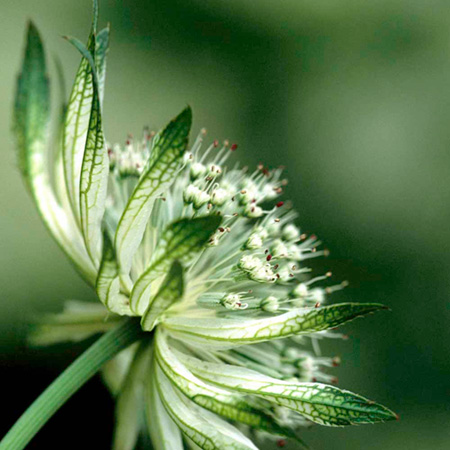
[17,6,396,450]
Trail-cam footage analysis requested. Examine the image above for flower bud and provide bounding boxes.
[271,239,289,258]
[238,255,262,271]
[243,204,263,218]
[211,188,229,206]
[282,224,300,241]
[249,264,276,283]
[261,183,278,200]
[183,184,200,203]
[261,296,279,312]
[221,293,246,310]
[190,162,206,179]
[266,220,281,237]
[192,190,210,209]
[245,233,263,250]
[291,283,308,299]
[207,164,222,178]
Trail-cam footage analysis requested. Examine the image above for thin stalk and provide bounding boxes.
[0,317,144,450]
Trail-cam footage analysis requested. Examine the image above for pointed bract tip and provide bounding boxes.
[24,20,44,51]
[184,104,192,117]
[27,20,39,34]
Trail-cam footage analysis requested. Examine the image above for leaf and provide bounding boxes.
[174,352,398,427]
[92,0,99,35]
[101,344,139,396]
[113,342,151,450]
[79,77,109,266]
[162,303,387,348]
[95,26,109,104]
[114,107,192,281]
[65,35,109,266]
[155,330,302,442]
[14,22,50,185]
[145,346,184,450]
[62,34,95,223]
[141,261,184,332]
[14,23,97,283]
[154,363,258,450]
[28,300,118,346]
[130,215,221,315]
[96,232,135,316]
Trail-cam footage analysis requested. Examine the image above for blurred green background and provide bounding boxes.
[1,0,450,448]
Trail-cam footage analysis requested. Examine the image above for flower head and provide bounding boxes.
[16,4,396,448]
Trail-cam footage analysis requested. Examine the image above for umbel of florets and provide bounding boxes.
[14,2,397,449]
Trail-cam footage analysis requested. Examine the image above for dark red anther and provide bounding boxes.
[276,201,284,208]
[213,139,219,148]
[262,168,270,176]
[312,377,317,382]
[315,302,321,308]
[266,254,272,262]
[277,440,286,448]
[218,227,225,232]
[274,264,279,270]
[230,143,238,151]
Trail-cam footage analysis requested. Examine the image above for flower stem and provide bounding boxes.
[0,317,144,450]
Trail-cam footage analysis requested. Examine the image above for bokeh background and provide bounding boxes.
[1,0,450,448]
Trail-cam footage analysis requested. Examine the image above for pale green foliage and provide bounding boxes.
[141,261,184,331]
[130,215,221,315]
[96,232,135,316]
[114,106,192,281]
[113,342,152,450]
[14,22,50,185]
[175,350,396,427]
[163,302,387,347]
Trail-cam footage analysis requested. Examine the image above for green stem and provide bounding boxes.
[0,317,144,450]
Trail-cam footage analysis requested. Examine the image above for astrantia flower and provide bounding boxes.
[7,3,396,449]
